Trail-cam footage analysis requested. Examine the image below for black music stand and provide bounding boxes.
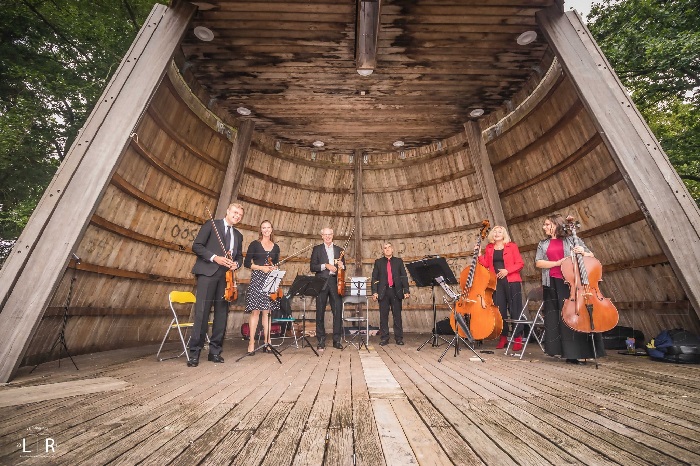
[286,275,326,356]
[408,257,457,351]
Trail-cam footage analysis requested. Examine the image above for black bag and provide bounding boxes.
[435,317,453,335]
[601,326,645,350]
[647,329,700,364]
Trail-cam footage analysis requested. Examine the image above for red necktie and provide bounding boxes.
[387,259,393,287]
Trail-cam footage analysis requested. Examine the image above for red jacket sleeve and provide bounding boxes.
[505,243,524,282]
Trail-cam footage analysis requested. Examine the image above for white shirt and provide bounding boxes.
[322,243,336,275]
[209,220,235,262]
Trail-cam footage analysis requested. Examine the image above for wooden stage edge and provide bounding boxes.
[1,334,698,465]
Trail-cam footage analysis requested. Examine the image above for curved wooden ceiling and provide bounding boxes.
[181,0,555,153]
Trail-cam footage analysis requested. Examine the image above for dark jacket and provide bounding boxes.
[191,219,243,277]
[371,256,410,300]
[310,243,345,278]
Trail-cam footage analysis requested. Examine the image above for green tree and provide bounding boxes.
[0,0,164,262]
[588,0,700,204]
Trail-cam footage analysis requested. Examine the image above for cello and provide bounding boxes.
[205,207,238,302]
[560,216,618,333]
[452,220,503,341]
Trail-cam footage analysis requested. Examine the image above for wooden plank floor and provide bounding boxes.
[1,335,699,465]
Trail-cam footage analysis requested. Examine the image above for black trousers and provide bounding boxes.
[189,269,229,357]
[543,277,605,359]
[378,287,404,342]
[316,275,342,346]
[494,279,523,337]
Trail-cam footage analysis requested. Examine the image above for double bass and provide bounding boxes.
[205,207,238,302]
[451,220,503,340]
[560,216,618,333]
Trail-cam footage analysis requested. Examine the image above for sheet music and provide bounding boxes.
[350,277,367,296]
[262,270,286,293]
[435,276,459,300]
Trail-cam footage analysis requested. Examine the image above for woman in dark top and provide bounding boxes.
[243,220,280,355]
[477,225,525,350]
[535,213,605,364]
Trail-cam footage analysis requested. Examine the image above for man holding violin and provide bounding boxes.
[188,203,244,367]
[310,227,345,351]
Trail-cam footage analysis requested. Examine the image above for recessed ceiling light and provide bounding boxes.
[392,140,404,147]
[357,69,373,76]
[193,26,214,42]
[313,140,325,147]
[516,30,537,45]
[470,108,484,117]
[236,107,251,116]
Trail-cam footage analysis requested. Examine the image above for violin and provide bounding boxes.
[267,257,284,301]
[451,220,503,340]
[224,255,238,302]
[560,216,618,333]
[206,207,237,302]
[336,225,355,296]
[264,243,314,301]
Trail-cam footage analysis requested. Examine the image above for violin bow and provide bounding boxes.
[273,243,314,267]
[205,207,231,259]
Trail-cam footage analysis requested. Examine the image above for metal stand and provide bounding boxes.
[236,310,282,363]
[31,255,80,373]
[287,275,327,356]
[438,299,484,363]
[417,285,450,350]
[407,257,457,351]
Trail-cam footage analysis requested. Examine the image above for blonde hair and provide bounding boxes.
[487,225,511,244]
[228,202,244,213]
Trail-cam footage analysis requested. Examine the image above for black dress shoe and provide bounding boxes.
[208,354,225,363]
[187,358,199,367]
[247,351,255,356]
[565,358,581,365]
[379,341,389,346]
[333,342,343,350]
[396,341,404,346]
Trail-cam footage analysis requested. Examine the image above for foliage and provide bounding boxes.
[0,0,164,263]
[588,0,700,204]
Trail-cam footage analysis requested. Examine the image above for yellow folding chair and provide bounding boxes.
[156,291,210,361]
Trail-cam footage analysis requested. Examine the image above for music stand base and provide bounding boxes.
[417,332,450,350]
[236,311,283,363]
[30,334,79,374]
[438,333,484,363]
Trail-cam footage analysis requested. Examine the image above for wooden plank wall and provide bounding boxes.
[22,68,234,366]
[482,61,699,340]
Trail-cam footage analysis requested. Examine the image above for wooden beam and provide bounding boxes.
[216,119,255,217]
[355,0,382,73]
[464,121,506,227]
[537,7,700,319]
[354,149,364,275]
[0,1,196,383]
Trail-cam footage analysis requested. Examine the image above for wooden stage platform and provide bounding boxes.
[1,334,699,465]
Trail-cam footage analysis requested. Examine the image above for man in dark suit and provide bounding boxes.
[188,203,244,366]
[371,242,410,346]
[310,227,345,350]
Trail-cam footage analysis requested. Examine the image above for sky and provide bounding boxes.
[563,0,596,22]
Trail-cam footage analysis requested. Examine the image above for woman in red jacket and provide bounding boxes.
[477,225,525,350]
